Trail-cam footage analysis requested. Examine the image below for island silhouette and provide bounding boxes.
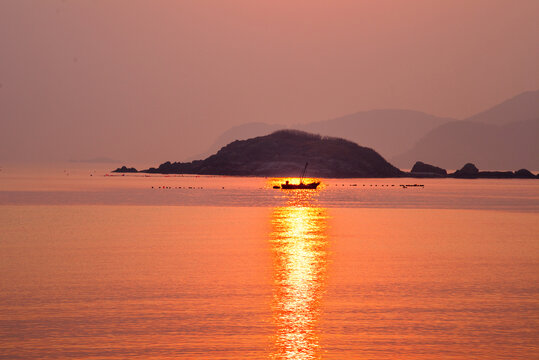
[116,130,402,178]
[113,130,537,179]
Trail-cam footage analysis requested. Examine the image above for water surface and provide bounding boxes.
[1,166,538,359]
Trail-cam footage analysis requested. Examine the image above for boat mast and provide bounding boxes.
[300,162,308,183]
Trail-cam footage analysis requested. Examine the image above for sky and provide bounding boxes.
[1,0,538,164]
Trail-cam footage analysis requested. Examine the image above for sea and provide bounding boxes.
[1,163,538,359]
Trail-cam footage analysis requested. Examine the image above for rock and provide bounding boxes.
[452,163,479,178]
[478,171,514,178]
[410,161,447,176]
[514,169,536,178]
[112,166,138,173]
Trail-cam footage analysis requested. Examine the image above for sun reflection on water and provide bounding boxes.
[270,190,329,359]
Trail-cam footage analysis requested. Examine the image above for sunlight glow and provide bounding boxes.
[268,178,322,189]
[270,191,329,359]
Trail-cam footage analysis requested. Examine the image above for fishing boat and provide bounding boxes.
[280,163,320,189]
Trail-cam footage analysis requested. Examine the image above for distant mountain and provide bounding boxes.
[142,130,403,178]
[390,90,539,170]
[298,109,453,158]
[194,109,453,161]
[391,118,539,170]
[191,90,539,170]
[465,90,539,125]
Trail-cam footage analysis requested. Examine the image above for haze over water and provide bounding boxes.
[1,167,538,359]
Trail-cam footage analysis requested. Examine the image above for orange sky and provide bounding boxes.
[1,0,538,163]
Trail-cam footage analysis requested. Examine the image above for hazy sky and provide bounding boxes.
[1,0,538,164]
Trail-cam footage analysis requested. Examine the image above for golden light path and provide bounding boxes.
[270,189,329,360]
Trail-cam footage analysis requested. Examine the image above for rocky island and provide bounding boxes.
[114,130,403,178]
[410,161,538,179]
[113,130,538,179]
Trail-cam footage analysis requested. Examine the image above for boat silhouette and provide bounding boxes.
[280,163,320,189]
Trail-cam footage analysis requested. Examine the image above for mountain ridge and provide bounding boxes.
[465,90,539,125]
[193,90,539,170]
[192,90,538,166]
[391,118,539,170]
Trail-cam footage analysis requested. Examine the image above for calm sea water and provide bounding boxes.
[1,164,538,359]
